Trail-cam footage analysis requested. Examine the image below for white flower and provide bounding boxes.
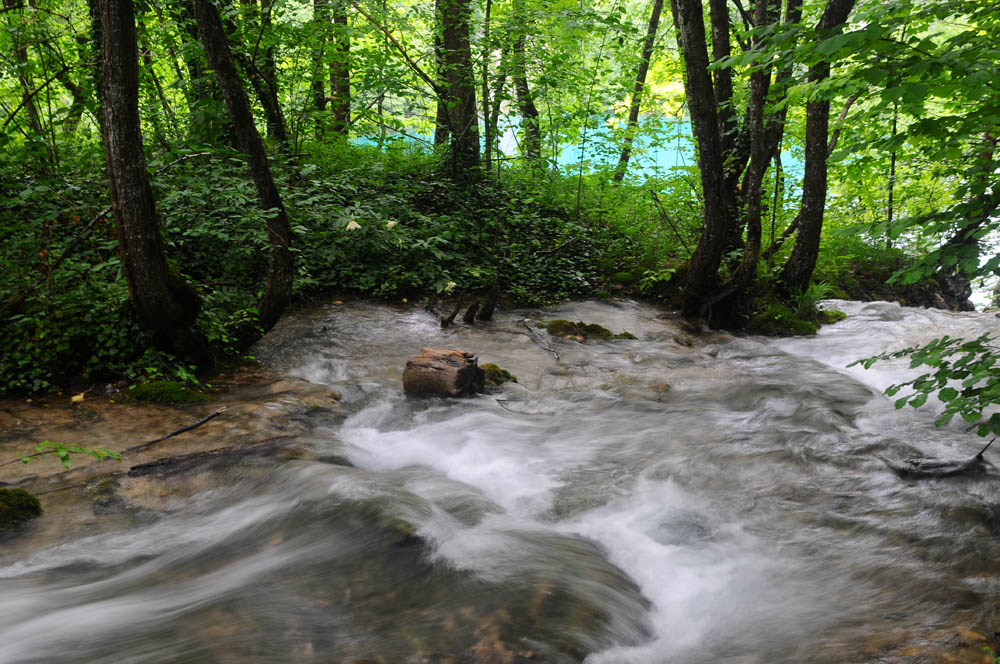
[386,219,397,230]
[345,220,361,231]
[444,281,457,293]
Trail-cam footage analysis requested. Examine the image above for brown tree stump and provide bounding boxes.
[402,348,485,397]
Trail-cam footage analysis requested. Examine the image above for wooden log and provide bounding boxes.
[402,347,485,397]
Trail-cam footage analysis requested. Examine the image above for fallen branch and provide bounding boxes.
[649,189,692,255]
[125,407,229,454]
[521,318,560,361]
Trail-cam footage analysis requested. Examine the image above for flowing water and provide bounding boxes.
[1,299,999,663]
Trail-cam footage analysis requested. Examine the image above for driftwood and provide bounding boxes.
[462,301,480,324]
[882,438,996,479]
[402,348,485,397]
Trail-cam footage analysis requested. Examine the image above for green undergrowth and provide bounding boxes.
[0,140,927,396]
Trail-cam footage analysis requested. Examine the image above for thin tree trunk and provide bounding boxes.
[438,0,480,179]
[613,0,664,182]
[312,0,329,135]
[781,0,857,291]
[510,2,539,162]
[432,0,449,147]
[481,0,493,170]
[193,0,294,337]
[98,0,205,361]
[329,0,351,135]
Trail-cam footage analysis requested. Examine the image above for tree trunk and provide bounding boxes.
[438,0,480,179]
[481,0,493,170]
[510,1,539,162]
[613,0,663,183]
[781,0,856,291]
[511,36,540,161]
[312,0,329,126]
[670,0,729,313]
[432,0,449,147]
[329,0,351,135]
[97,0,205,361]
[193,0,294,338]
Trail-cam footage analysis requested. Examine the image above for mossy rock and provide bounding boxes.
[545,320,636,341]
[481,363,518,387]
[818,309,847,324]
[0,488,42,530]
[748,303,819,336]
[131,380,211,404]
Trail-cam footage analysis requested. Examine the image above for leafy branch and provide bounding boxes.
[851,334,1000,435]
[1,441,122,470]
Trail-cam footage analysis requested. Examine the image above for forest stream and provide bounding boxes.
[1,299,999,664]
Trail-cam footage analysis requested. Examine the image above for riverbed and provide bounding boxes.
[1,299,998,663]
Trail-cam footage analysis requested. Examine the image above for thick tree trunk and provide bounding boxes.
[613,0,663,183]
[97,0,205,361]
[781,0,856,291]
[438,0,480,179]
[329,0,351,135]
[193,0,294,337]
[670,0,728,313]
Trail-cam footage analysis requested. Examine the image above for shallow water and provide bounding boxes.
[2,299,999,663]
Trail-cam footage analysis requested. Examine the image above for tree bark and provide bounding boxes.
[670,0,729,313]
[97,0,205,361]
[193,0,294,338]
[613,0,663,183]
[781,0,857,291]
[312,0,329,122]
[438,0,480,179]
[329,0,350,135]
[481,0,493,170]
[510,0,539,162]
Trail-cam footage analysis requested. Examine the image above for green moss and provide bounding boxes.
[482,363,518,387]
[131,380,211,404]
[546,319,580,337]
[0,488,42,530]
[818,309,847,324]
[749,303,819,336]
[545,320,636,341]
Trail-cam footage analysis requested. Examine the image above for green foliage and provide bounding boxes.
[852,334,1000,436]
[0,488,42,530]
[130,380,211,405]
[791,281,832,319]
[19,441,121,470]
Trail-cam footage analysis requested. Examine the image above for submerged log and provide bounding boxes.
[402,347,485,397]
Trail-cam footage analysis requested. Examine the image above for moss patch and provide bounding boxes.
[818,309,847,324]
[748,303,819,336]
[482,363,518,387]
[0,488,42,530]
[545,320,636,341]
[131,380,211,404]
